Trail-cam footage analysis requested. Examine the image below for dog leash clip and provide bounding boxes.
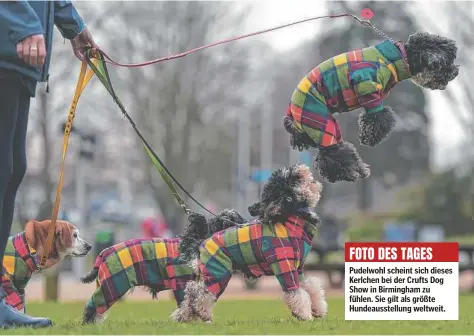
[181,204,191,215]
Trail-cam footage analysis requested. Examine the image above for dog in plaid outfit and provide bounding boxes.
[2,220,91,313]
[175,164,327,322]
[81,209,246,324]
[284,33,459,183]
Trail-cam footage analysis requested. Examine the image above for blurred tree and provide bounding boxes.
[413,1,474,222]
[93,2,259,231]
[415,1,474,140]
[400,169,474,236]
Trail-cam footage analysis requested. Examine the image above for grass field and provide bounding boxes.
[2,295,473,335]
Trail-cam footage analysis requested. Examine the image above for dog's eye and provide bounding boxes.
[73,232,78,238]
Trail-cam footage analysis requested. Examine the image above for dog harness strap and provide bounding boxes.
[40,60,97,269]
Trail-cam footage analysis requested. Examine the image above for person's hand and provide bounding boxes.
[70,27,98,61]
[16,34,47,67]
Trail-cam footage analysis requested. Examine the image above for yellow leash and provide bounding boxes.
[39,59,97,269]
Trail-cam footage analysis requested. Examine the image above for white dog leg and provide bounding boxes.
[94,313,107,324]
[302,277,328,318]
[283,288,313,321]
[170,300,196,323]
[184,281,216,323]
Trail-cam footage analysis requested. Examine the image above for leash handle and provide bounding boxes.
[40,60,97,269]
[93,13,378,68]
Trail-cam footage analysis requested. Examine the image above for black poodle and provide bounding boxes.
[284,33,459,183]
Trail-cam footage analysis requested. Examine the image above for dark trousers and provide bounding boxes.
[0,78,31,277]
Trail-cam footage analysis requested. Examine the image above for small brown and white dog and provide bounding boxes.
[2,220,92,312]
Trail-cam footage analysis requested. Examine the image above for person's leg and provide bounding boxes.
[0,80,18,274]
[0,79,52,328]
[1,87,30,238]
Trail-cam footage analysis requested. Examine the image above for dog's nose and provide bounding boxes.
[86,243,92,252]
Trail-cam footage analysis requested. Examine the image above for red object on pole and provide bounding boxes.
[361,8,374,20]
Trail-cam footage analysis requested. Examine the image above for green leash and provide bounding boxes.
[85,50,215,216]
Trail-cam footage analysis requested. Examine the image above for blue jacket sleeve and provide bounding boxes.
[0,2,44,44]
[54,1,85,39]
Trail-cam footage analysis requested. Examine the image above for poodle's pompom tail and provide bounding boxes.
[81,266,99,284]
[315,142,370,183]
[358,106,396,147]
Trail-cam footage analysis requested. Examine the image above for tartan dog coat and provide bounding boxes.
[2,233,39,312]
[198,213,317,298]
[85,237,196,316]
[286,39,411,147]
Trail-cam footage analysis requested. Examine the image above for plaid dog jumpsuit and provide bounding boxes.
[2,233,39,312]
[286,40,411,147]
[198,215,317,298]
[85,237,196,316]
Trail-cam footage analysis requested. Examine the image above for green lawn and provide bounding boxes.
[2,295,473,334]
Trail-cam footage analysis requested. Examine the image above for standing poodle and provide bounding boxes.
[174,164,327,322]
[284,33,459,183]
[81,209,245,324]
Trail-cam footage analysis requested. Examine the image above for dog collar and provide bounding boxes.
[395,41,412,77]
[297,207,312,213]
[29,247,40,272]
[18,233,40,273]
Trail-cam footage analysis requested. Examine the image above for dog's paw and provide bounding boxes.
[283,288,313,321]
[171,306,195,323]
[315,142,370,183]
[358,107,396,147]
[302,277,328,318]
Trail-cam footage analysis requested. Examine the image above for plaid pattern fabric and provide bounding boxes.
[198,215,317,298]
[288,40,411,147]
[86,237,196,315]
[2,233,38,312]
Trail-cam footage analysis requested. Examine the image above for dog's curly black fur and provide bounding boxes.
[315,142,370,183]
[283,32,459,184]
[284,116,315,152]
[405,32,459,90]
[179,209,246,266]
[358,106,397,147]
[248,164,322,224]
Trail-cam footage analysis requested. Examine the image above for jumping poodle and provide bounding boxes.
[284,33,459,183]
[174,164,327,322]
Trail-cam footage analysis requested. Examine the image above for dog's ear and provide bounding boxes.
[55,221,73,249]
[24,220,40,250]
[264,197,289,221]
[407,32,457,69]
[248,202,263,217]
